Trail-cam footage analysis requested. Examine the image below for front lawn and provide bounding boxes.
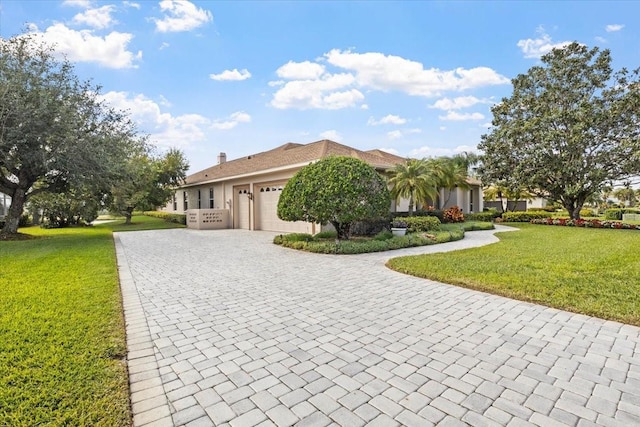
[0,215,183,426]
[387,223,640,325]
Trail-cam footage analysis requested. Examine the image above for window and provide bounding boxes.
[197,189,202,209]
[172,194,177,211]
[209,187,214,209]
[469,190,474,213]
[183,191,188,211]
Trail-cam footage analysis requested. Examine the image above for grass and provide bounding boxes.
[0,215,183,426]
[387,223,640,326]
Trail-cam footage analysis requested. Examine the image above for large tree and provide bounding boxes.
[479,42,640,219]
[109,148,188,224]
[277,156,390,240]
[0,35,137,235]
[387,158,438,216]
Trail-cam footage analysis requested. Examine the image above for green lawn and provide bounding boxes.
[387,223,640,326]
[0,216,183,426]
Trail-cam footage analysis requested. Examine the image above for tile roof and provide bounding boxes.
[184,139,406,185]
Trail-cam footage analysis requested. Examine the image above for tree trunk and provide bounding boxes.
[562,199,583,220]
[408,195,414,217]
[124,207,134,225]
[331,220,351,240]
[1,188,27,235]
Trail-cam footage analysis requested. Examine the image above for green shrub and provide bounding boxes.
[528,206,558,213]
[466,212,495,222]
[144,211,186,224]
[502,211,552,222]
[19,214,31,227]
[373,230,393,241]
[461,221,495,231]
[393,209,444,223]
[405,216,441,232]
[604,208,640,220]
[281,233,314,242]
[314,230,337,239]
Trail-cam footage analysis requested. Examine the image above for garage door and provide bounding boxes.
[255,183,310,233]
[234,186,250,229]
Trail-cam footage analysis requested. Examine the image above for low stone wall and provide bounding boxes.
[623,213,640,222]
[186,209,229,230]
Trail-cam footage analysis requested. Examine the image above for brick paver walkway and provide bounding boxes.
[114,227,640,427]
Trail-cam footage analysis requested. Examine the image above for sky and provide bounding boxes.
[1,1,639,174]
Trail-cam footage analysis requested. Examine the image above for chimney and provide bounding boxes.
[217,152,227,164]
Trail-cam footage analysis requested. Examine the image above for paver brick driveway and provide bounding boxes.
[115,227,640,427]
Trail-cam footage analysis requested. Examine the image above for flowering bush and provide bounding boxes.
[443,206,465,223]
[391,219,408,228]
[530,217,640,230]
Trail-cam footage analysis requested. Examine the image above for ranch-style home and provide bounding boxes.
[161,140,483,233]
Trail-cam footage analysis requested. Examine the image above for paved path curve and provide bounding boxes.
[115,226,640,427]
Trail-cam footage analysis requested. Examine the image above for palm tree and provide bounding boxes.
[387,159,438,216]
[430,157,471,209]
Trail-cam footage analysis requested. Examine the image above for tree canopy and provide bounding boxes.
[277,156,390,239]
[0,35,142,235]
[387,159,437,216]
[109,147,189,224]
[479,42,640,219]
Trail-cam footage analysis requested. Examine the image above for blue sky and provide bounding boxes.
[1,1,638,174]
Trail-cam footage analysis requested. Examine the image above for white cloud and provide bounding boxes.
[325,49,508,96]
[367,114,407,126]
[360,104,369,110]
[271,73,364,110]
[124,1,141,9]
[276,61,325,79]
[517,27,572,59]
[25,23,141,69]
[99,91,210,147]
[480,122,493,128]
[270,49,508,110]
[595,36,607,44]
[410,144,478,158]
[154,0,212,33]
[209,68,251,81]
[430,96,487,110]
[386,128,421,140]
[439,126,447,131]
[159,42,170,50]
[320,130,342,141]
[72,5,116,29]
[268,80,284,87]
[212,111,251,130]
[387,130,403,140]
[62,0,91,7]
[438,111,485,121]
[605,24,624,32]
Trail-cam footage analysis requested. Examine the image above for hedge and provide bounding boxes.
[144,211,187,224]
[531,217,640,230]
[465,212,495,222]
[501,211,553,222]
[604,208,640,220]
[405,216,441,232]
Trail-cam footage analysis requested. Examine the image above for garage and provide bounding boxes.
[254,182,311,233]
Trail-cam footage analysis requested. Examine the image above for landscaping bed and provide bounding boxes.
[274,221,494,254]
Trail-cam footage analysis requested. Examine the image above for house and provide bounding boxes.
[162,140,483,232]
[0,192,10,220]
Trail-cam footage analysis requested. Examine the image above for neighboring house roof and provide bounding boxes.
[184,139,406,186]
